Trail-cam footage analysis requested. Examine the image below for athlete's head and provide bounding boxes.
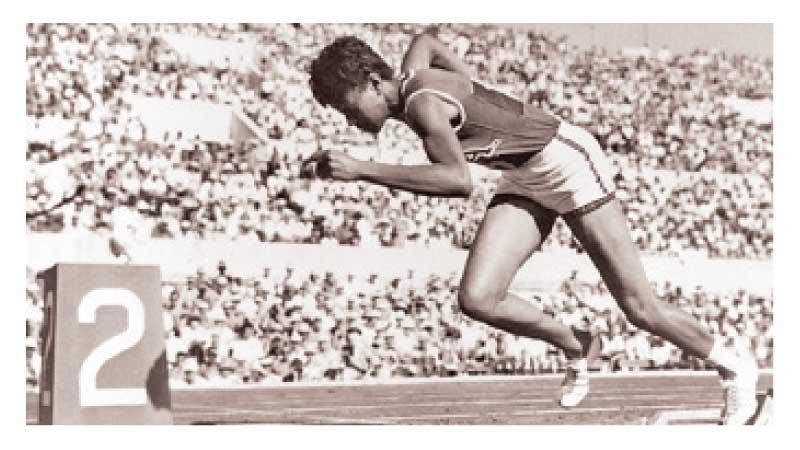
[309,36,394,133]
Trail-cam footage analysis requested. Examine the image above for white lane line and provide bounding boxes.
[166,369,771,391]
[650,409,720,425]
[178,394,720,417]
[379,404,721,423]
[299,416,392,425]
[24,369,772,396]
[176,403,717,424]
[207,385,720,405]
[206,393,719,410]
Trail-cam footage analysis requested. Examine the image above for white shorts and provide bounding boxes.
[493,121,616,216]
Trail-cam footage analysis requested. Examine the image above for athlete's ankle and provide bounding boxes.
[564,348,583,360]
[564,334,585,360]
[566,357,588,371]
[707,337,750,375]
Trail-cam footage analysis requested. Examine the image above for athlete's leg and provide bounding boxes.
[458,195,585,357]
[563,199,713,356]
[564,199,758,423]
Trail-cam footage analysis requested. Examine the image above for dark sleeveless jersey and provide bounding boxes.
[400,68,561,170]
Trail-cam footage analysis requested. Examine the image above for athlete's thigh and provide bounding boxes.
[562,199,651,301]
[461,195,558,294]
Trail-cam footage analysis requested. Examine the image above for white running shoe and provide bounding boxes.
[720,355,759,425]
[559,358,589,408]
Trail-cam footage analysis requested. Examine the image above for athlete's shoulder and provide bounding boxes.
[402,68,470,129]
[403,91,455,134]
[402,67,472,97]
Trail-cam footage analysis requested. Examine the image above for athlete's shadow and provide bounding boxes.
[146,350,172,411]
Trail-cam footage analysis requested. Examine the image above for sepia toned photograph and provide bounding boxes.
[24,22,773,426]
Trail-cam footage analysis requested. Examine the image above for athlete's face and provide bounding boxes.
[340,79,389,134]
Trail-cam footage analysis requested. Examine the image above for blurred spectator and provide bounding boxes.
[25,262,773,387]
[229,322,265,373]
[26,23,772,259]
[26,338,41,388]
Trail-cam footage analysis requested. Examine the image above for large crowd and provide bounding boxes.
[26,23,772,258]
[26,262,772,388]
[25,23,773,387]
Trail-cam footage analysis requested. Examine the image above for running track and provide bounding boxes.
[26,371,773,425]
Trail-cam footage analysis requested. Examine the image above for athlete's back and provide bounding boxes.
[400,68,560,169]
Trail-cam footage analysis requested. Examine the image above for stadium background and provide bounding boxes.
[25,23,772,392]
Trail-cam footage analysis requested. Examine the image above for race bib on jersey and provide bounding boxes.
[463,139,518,170]
[464,138,503,163]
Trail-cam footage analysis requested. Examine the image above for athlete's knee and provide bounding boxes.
[619,293,665,333]
[457,281,503,321]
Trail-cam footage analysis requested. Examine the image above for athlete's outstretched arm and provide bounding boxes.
[401,33,472,77]
[360,95,472,197]
[315,95,473,197]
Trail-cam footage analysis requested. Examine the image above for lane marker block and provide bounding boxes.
[38,263,172,424]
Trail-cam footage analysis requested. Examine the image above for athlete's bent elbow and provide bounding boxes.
[450,171,473,197]
[458,178,474,197]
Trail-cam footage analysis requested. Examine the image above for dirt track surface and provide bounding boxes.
[26,372,773,425]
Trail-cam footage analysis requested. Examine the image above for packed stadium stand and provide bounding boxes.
[26,23,772,389]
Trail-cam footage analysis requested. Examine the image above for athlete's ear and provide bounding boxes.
[368,72,382,90]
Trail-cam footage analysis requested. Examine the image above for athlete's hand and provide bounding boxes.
[304,150,362,181]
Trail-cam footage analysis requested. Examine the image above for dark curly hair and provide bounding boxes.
[309,36,393,110]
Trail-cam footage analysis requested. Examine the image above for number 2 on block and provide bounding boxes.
[78,288,147,407]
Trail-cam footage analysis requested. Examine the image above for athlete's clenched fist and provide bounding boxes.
[303,150,362,181]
